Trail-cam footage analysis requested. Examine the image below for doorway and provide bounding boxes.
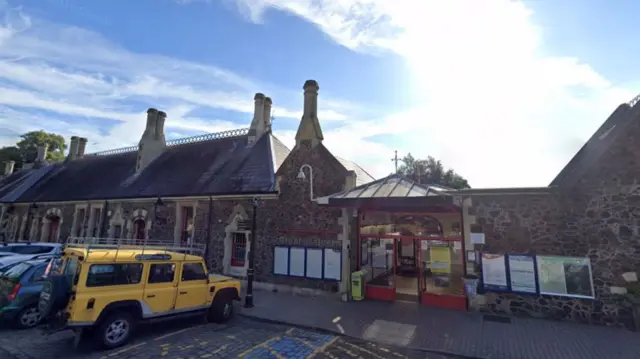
[47,216,60,242]
[133,219,146,242]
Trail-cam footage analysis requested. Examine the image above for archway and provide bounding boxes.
[41,208,63,243]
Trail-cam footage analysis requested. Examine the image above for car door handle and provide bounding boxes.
[179,291,188,295]
[146,295,155,298]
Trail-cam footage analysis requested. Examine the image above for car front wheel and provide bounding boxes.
[208,293,234,323]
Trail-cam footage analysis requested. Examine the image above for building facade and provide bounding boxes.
[0,79,374,297]
[1,79,638,330]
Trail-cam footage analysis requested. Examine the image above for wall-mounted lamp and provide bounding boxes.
[297,164,316,201]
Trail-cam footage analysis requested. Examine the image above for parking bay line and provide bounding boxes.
[102,342,147,358]
[153,325,202,341]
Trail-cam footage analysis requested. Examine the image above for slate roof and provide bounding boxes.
[550,97,640,187]
[0,128,377,203]
[5,130,281,203]
[335,156,376,186]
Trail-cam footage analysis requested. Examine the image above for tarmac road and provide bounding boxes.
[0,315,462,359]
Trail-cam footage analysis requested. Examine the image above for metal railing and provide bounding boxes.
[65,237,207,262]
[629,93,640,107]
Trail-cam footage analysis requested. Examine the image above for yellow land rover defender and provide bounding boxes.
[38,238,242,350]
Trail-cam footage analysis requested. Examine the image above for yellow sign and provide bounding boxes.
[429,247,451,274]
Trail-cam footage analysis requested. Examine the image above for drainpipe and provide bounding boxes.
[205,196,213,267]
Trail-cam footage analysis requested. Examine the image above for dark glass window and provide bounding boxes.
[181,263,207,281]
[148,263,176,284]
[86,263,143,287]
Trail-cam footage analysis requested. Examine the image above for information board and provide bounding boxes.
[536,256,594,298]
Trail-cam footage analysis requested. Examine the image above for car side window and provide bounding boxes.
[148,263,176,284]
[181,263,207,281]
[86,263,143,287]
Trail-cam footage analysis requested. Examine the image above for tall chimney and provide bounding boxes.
[248,93,265,145]
[156,111,167,142]
[77,137,88,158]
[67,136,79,161]
[137,108,167,172]
[295,79,324,148]
[263,97,272,132]
[2,161,14,176]
[36,145,48,163]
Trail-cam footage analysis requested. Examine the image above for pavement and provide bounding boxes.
[238,289,640,359]
[0,314,451,359]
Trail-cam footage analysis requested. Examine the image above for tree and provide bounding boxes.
[396,153,470,189]
[0,131,67,169]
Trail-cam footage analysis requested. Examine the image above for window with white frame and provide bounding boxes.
[231,233,247,267]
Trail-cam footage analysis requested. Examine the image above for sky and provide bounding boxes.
[0,0,638,188]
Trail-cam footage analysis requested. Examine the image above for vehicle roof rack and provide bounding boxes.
[65,237,207,262]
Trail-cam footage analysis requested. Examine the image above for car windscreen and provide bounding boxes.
[1,262,32,280]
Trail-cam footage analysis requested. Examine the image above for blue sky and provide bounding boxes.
[0,0,637,187]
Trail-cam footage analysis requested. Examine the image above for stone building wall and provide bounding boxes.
[252,140,347,290]
[471,181,639,329]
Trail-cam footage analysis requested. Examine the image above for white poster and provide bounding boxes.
[289,247,306,277]
[536,256,594,298]
[306,248,323,279]
[323,248,341,280]
[481,253,508,291]
[508,255,536,293]
[470,233,485,244]
[273,246,289,275]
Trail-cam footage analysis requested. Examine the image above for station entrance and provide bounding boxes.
[320,174,468,311]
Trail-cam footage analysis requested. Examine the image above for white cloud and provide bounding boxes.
[233,0,637,187]
[0,2,350,154]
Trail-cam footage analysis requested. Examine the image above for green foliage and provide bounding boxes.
[396,153,471,189]
[0,130,67,170]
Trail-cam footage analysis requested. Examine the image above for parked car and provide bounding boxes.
[0,243,62,270]
[0,259,50,329]
[38,239,241,350]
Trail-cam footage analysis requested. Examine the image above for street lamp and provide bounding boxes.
[297,164,316,201]
[244,196,262,308]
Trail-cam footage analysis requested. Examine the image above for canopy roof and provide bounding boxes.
[317,174,459,212]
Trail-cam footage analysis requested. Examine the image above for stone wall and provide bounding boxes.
[253,140,347,290]
[471,186,638,329]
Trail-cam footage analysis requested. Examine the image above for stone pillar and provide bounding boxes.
[263,97,272,132]
[338,208,352,301]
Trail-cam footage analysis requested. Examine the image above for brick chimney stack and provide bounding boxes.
[295,79,324,148]
[137,108,167,172]
[248,93,265,145]
[67,136,79,161]
[77,137,88,158]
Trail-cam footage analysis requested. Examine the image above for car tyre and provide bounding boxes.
[38,274,70,320]
[14,305,41,329]
[93,312,135,350]
[208,292,234,324]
